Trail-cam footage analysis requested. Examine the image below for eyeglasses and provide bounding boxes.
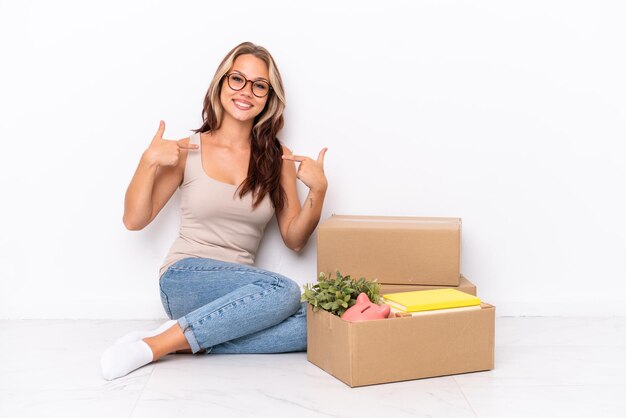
[225,73,272,98]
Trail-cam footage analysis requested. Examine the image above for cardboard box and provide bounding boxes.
[380,275,476,296]
[306,302,495,387]
[317,215,461,286]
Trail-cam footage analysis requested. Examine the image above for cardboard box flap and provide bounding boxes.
[380,275,477,296]
[323,214,461,231]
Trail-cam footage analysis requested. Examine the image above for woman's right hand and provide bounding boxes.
[142,120,198,167]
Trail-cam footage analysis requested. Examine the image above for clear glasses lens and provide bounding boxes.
[252,81,269,97]
[227,74,270,98]
[228,74,245,90]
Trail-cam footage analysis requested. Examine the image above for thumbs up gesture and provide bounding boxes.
[143,121,199,167]
[282,148,328,193]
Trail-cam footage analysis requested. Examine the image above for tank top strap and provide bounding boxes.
[182,132,203,185]
[189,132,201,146]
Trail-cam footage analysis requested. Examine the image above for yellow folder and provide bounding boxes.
[382,288,481,312]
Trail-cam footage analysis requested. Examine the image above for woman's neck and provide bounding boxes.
[214,115,254,150]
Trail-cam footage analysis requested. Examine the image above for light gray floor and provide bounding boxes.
[1,317,625,418]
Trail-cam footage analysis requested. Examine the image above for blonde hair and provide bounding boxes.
[194,42,288,211]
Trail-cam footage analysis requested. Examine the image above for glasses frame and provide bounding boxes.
[224,72,273,98]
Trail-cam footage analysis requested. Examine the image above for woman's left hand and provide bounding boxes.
[282,148,328,193]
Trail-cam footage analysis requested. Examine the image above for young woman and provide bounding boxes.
[101,42,328,380]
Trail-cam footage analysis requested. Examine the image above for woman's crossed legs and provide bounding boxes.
[101,258,307,380]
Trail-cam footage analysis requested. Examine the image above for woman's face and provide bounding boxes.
[220,54,270,124]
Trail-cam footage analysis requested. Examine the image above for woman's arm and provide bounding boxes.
[276,145,328,252]
[123,121,197,230]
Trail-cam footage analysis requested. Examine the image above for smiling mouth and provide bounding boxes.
[233,100,252,110]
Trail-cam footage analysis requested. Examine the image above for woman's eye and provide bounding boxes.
[232,75,244,83]
[254,83,267,90]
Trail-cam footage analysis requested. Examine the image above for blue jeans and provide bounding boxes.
[159,257,307,354]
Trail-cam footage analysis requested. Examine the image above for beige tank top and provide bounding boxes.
[159,132,275,277]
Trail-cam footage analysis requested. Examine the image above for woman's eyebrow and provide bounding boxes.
[231,69,269,82]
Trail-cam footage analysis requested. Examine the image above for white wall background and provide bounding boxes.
[1,0,625,319]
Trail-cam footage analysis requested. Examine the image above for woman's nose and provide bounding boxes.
[242,80,255,95]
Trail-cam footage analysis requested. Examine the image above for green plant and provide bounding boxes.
[301,271,381,317]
